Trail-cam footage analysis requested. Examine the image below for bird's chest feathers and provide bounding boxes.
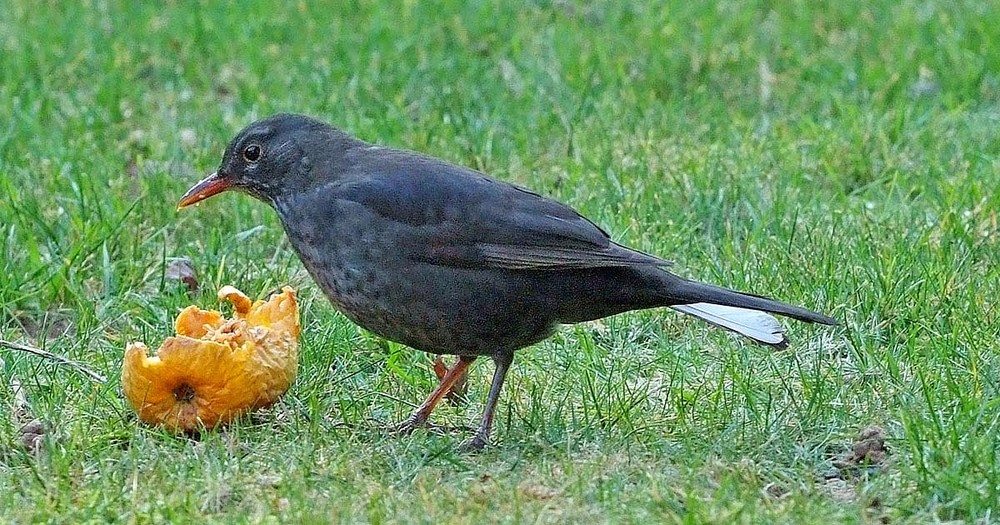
[277,199,394,314]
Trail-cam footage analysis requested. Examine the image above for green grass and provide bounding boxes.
[1,0,998,522]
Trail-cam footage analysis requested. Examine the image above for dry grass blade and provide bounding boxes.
[0,339,106,383]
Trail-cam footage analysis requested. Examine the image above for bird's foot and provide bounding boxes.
[458,433,490,453]
[387,416,425,436]
[388,417,472,436]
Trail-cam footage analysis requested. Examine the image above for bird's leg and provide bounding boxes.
[460,352,514,452]
[391,355,476,435]
[433,356,470,405]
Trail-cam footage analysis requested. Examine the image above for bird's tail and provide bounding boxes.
[665,278,838,348]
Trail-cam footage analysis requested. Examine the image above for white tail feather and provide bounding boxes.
[670,303,786,346]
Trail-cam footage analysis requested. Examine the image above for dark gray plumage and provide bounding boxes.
[179,113,837,450]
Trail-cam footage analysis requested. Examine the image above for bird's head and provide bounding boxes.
[178,113,342,209]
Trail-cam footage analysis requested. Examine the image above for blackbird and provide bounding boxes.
[179,113,837,450]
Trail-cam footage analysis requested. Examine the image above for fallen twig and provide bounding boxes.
[0,339,106,383]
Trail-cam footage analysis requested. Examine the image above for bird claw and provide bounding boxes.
[388,418,473,436]
[458,434,490,453]
[387,417,424,436]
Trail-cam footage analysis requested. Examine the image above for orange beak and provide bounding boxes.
[177,172,233,209]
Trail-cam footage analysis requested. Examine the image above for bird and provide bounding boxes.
[178,113,837,451]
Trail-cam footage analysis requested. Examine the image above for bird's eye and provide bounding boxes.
[243,144,262,162]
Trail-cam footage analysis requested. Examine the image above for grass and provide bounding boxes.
[1,0,998,522]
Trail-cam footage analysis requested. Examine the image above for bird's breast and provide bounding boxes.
[273,197,558,354]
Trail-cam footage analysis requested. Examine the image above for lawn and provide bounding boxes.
[1,1,998,522]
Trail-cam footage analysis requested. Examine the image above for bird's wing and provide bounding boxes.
[332,150,670,270]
